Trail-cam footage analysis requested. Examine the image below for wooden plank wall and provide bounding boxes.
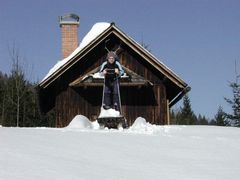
[56,84,167,127]
[56,87,102,127]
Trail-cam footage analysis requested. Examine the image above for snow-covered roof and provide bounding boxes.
[41,22,111,82]
[40,21,188,93]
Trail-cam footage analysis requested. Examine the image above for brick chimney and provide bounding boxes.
[59,13,80,59]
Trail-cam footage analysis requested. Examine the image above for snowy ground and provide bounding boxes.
[0,117,240,180]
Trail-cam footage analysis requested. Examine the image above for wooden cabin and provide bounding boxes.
[38,17,189,127]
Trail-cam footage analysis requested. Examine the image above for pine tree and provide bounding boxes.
[209,119,217,125]
[214,106,228,126]
[170,110,176,124]
[197,114,209,125]
[225,82,240,127]
[0,72,4,125]
[170,109,180,125]
[224,61,240,127]
[178,95,197,125]
[0,73,8,126]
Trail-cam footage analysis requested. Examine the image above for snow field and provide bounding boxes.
[0,117,240,180]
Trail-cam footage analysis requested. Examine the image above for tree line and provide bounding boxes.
[0,47,55,127]
[171,91,240,127]
[0,71,55,127]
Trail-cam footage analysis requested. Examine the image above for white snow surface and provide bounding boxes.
[92,72,104,79]
[99,107,121,118]
[65,115,92,129]
[41,22,110,82]
[131,117,148,128]
[1,121,240,180]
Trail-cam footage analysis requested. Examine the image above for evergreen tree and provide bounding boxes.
[197,114,209,125]
[178,95,197,125]
[20,83,41,126]
[170,109,182,125]
[0,72,55,127]
[225,61,240,127]
[225,82,240,127]
[170,109,176,124]
[0,72,7,125]
[1,72,53,127]
[214,106,228,126]
[209,119,217,125]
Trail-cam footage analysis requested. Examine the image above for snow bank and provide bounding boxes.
[98,107,120,118]
[64,116,160,133]
[64,116,164,133]
[1,126,240,180]
[65,115,92,129]
[41,22,110,82]
[64,115,101,130]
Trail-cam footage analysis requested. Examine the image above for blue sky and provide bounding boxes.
[1,0,240,119]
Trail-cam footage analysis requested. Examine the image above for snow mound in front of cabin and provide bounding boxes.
[65,115,162,133]
[131,117,148,128]
[129,117,157,134]
[128,117,177,134]
[65,115,92,129]
[64,115,174,134]
[98,107,120,118]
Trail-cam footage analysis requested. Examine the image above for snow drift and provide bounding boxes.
[65,115,92,129]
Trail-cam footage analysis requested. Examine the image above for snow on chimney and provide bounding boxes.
[59,13,80,59]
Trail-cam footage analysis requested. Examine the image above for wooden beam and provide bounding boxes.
[169,86,191,107]
[167,99,170,125]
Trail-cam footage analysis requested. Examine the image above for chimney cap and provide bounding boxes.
[59,13,80,26]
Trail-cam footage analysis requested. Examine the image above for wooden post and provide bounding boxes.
[167,99,170,125]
